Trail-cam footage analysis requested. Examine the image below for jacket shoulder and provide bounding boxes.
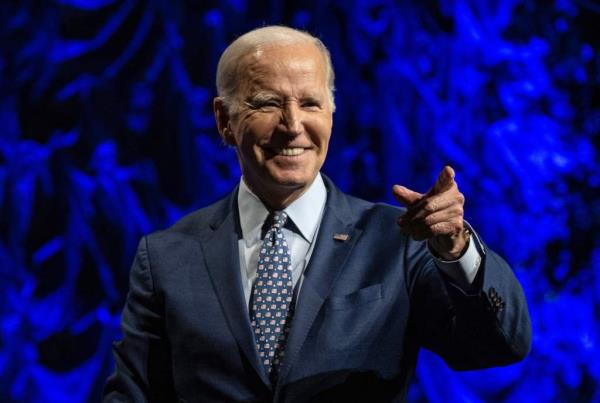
[340,192,405,226]
[147,190,235,242]
[322,174,404,222]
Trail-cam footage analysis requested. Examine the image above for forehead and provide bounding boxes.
[238,42,328,94]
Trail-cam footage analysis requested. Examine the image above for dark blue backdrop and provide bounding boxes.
[1,0,598,401]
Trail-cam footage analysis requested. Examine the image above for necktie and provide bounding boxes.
[249,211,294,379]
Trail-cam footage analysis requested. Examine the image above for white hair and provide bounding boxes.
[215,25,336,113]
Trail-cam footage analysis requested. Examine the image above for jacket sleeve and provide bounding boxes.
[103,237,175,402]
[406,237,532,370]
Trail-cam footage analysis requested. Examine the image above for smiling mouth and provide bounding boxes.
[267,147,307,156]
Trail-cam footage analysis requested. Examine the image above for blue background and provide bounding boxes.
[1,0,599,401]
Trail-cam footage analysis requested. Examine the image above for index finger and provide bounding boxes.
[429,165,455,196]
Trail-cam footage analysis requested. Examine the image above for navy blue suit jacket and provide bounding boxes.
[104,176,531,402]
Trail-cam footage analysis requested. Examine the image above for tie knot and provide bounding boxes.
[270,211,288,229]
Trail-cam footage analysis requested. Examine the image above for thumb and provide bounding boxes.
[431,165,455,195]
[392,185,423,206]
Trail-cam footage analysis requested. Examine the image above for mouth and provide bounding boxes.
[276,147,306,156]
[265,147,309,157]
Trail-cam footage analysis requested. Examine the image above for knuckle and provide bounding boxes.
[424,200,436,213]
[436,222,453,234]
[430,222,443,233]
[424,214,435,226]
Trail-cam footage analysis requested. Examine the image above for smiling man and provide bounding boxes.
[214,32,334,210]
[104,26,531,402]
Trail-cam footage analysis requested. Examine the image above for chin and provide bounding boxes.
[271,177,308,189]
[266,170,315,188]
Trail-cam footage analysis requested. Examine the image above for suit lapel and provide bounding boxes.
[277,179,363,385]
[200,192,271,387]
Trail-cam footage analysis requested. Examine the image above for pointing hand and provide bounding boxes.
[392,166,468,260]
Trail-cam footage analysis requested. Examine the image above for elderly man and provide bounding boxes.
[104,26,531,402]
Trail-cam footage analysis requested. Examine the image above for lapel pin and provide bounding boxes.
[333,233,349,241]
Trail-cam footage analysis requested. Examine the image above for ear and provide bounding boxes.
[213,97,236,146]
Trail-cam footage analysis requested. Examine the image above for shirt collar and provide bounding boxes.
[237,173,327,247]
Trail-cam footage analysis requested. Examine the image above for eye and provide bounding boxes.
[261,100,281,108]
[301,99,322,109]
[246,99,281,110]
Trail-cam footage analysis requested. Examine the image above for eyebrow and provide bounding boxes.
[244,92,325,108]
[245,92,281,104]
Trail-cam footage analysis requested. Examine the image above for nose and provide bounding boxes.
[280,102,302,136]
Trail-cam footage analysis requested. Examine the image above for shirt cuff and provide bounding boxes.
[429,222,483,290]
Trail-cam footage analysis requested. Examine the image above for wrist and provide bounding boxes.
[430,227,471,261]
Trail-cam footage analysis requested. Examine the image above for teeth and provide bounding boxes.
[278,148,304,156]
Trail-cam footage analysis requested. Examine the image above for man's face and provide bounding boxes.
[216,42,333,207]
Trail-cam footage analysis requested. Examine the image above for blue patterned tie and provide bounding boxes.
[249,211,294,379]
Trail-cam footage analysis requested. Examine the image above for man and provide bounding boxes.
[104,26,531,402]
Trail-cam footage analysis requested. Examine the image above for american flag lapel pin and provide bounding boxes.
[333,233,349,241]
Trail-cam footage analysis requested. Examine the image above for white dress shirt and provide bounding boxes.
[236,173,482,307]
[237,174,327,308]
